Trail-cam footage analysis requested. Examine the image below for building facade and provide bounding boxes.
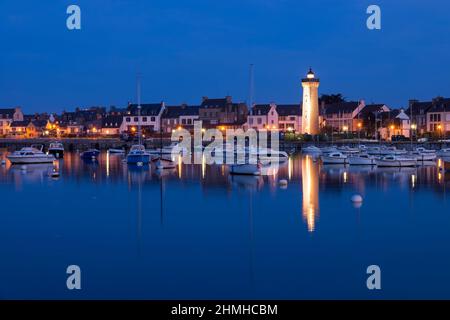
[0,107,24,135]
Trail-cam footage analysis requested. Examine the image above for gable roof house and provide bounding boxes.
[161,104,200,133]
[378,109,411,140]
[122,102,165,134]
[405,99,433,135]
[199,96,248,129]
[101,115,124,136]
[247,103,278,131]
[277,104,302,132]
[322,101,365,132]
[0,107,24,135]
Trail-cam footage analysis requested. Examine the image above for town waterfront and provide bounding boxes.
[0,151,449,299]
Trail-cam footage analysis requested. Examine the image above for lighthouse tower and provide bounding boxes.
[301,68,320,135]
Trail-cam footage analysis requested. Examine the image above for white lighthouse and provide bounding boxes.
[301,68,320,135]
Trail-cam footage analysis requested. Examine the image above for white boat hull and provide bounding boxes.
[321,156,348,164]
[155,158,176,169]
[376,159,417,167]
[348,157,377,166]
[7,155,55,164]
[229,164,261,175]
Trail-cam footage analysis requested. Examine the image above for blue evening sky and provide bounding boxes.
[0,0,449,113]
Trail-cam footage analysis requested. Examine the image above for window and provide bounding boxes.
[142,117,147,122]
[134,117,138,122]
[182,119,186,125]
[290,116,296,121]
[249,118,253,125]
[126,117,131,122]
[257,118,262,125]
[187,119,192,125]
[271,111,274,116]
[151,116,155,121]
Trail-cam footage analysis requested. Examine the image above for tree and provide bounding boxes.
[319,94,346,105]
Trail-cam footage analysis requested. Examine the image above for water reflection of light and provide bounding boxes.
[302,156,319,232]
[411,174,416,188]
[106,152,110,177]
[438,172,442,182]
[288,157,293,180]
[202,154,206,179]
[343,171,348,183]
[178,155,182,179]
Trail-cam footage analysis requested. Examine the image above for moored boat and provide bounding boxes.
[48,142,64,158]
[108,148,126,154]
[302,145,322,154]
[320,152,348,164]
[437,148,450,157]
[127,145,151,165]
[348,154,377,166]
[80,149,100,160]
[410,151,437,161]
[153,156,176,169]
[7,145,55,164]
[376,155,417,167]
[229,163,261,176]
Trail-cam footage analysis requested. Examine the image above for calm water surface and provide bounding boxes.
[0,151,449,299]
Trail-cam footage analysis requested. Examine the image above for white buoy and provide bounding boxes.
[351,194,363,203]
[279,179,288,187]
[137,161,143,167]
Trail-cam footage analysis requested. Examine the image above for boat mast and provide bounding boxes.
[137,73,142,146]
[248,64,254,112]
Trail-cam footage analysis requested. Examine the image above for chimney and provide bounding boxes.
[202,96,209,102]
[226,96,232,103]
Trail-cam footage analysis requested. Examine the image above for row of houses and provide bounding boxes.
[1,96,449,140]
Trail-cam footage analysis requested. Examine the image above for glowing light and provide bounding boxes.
[177,126,182,131]
[302,156,319,233]
[106,152,110,177]
[411,174,416,188]
[220,126,225,131]
[390,125,395,130]
[411,124,417,130]
[288,157,293,180]
[342,125,348,132]
[131,127,136,132]
[202,154,206,179]
[201,128,206,133]
[178,155,182,179]
[437,124,442,130]
[343,171,348,183]
[358,122,362,128]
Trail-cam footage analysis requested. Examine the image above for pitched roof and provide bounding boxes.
[102,115,123,128]
[10,120,30,127]
[360,104,389,115]
[162,105,200,118]
[427,98,450,113]
[201,97,230,108]
[0,108,16,118]
[277,104,302,116]
[250,104,272,116]
[127,103,164,116]
[323,102,360,115]
[30,120,48,128]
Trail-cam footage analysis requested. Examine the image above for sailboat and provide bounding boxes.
[152,107,176,169]
[127,74,151,166]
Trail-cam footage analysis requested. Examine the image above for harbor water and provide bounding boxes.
[0,151,449,299]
